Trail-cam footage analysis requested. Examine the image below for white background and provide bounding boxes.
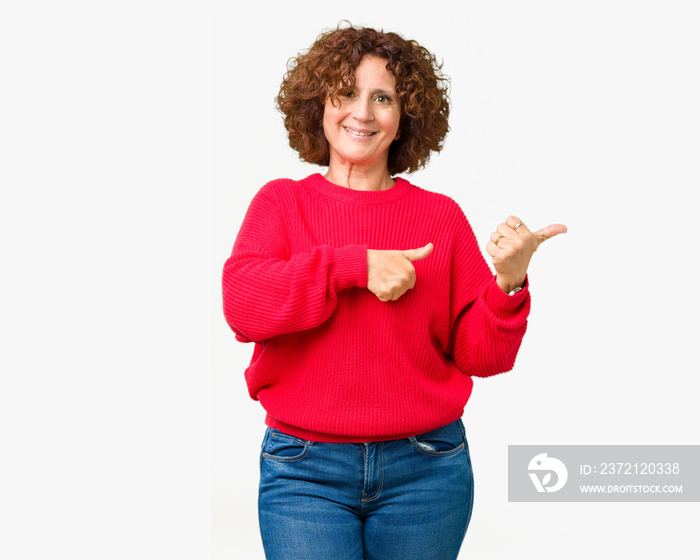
[2,1,698,559]
[213,3,700,558]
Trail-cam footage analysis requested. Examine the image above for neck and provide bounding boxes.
[324,160,395,192]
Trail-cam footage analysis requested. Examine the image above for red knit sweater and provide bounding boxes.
[222,173,530,442]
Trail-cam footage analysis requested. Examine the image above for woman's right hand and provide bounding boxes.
[367,243,434,302]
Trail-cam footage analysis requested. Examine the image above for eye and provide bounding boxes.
[375,94,393,103]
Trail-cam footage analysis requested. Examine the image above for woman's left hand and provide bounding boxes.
[486,216,568,294]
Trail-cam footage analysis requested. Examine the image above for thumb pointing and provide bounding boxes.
[404,243,434,262]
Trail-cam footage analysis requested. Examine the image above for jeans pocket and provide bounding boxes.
[409,419,466,457]
[262,428,314,463]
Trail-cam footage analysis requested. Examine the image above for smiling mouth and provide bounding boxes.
[343,126,376,137]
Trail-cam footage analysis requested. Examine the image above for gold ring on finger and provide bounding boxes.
[540,229,548,240]
[514,221,525,231]
[495,235,505,246]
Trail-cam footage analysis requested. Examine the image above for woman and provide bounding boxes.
[222,23,566,560]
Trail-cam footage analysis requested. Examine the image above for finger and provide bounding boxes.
[505,215,522,230]
[485,240,501,258]
[496,222,517,239]
[490,231,508,248]
[403,242,434,261]
[535,224,568,245]
[506,215,532,236]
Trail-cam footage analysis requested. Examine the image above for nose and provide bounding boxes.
[351,94,374,122]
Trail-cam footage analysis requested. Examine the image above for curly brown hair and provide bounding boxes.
[276,23,451,175]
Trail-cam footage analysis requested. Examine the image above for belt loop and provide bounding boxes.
[261,426,271,451]
[457,418,467,445]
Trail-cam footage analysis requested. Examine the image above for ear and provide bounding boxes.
[394,130,401,140]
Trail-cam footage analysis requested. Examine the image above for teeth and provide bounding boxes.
[344,127,374,136]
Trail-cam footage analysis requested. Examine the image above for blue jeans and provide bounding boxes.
[258,418,474,560]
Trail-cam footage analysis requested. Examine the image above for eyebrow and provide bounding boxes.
[370,88,396,97]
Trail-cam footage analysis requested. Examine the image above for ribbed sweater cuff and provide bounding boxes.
[484,275,530,319]
[333,244,369,290]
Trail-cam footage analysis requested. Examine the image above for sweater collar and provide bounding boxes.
[306,173,412,205]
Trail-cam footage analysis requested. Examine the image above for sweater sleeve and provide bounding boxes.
[447,205,531,377]
[222,182,368,343]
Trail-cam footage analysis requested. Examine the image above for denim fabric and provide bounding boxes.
[258,418,474,560]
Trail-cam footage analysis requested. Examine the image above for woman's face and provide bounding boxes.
[322,56,401,173]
